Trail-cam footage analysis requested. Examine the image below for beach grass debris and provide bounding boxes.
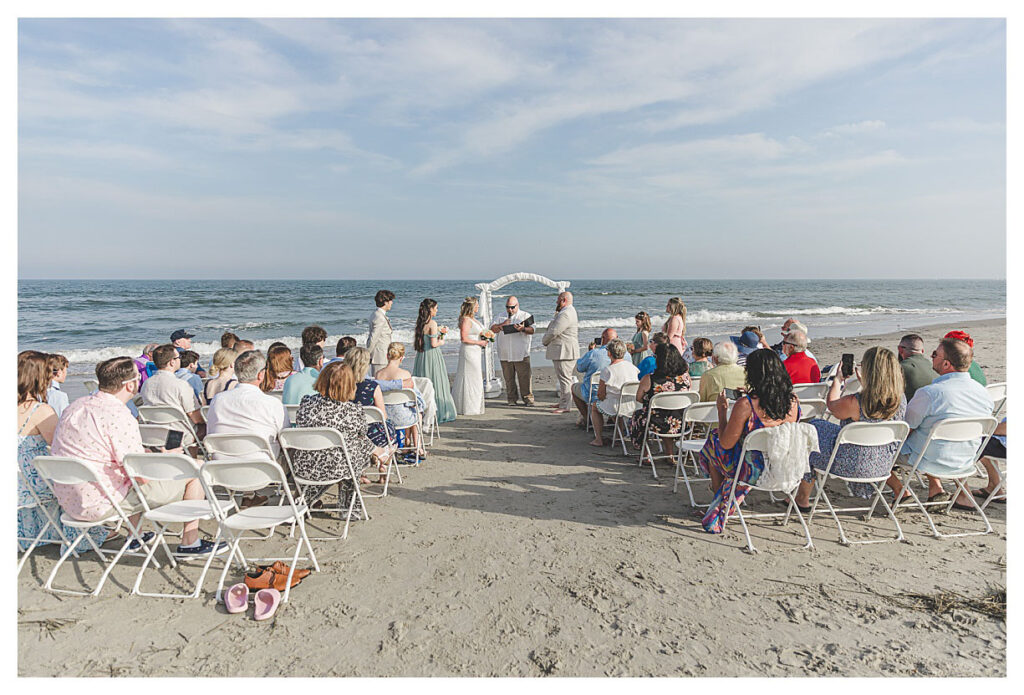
[18,617,79,639]
[887,587,1005,620]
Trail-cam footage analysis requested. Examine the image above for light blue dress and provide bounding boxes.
[412,333,457,424]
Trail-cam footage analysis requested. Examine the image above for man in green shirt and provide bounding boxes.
[897,334,937,401]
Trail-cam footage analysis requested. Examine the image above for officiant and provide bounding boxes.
[490,295,535,406]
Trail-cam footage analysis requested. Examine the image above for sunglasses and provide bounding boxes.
[931,350,948,361]
[506,305,517,310]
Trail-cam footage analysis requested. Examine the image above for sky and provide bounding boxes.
[17,18,1006,280]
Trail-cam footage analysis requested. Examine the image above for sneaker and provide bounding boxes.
[175,539,228,557]
[127,532,155,551]
[523,400,535,407]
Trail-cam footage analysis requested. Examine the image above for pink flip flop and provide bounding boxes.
[224,583,249,614]
[254,588,281,621]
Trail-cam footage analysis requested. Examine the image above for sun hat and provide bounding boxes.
[730,330,761,355]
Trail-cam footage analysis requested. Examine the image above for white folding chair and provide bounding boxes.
[978,451,1007,510]
[361,405,401,494]
[17,467,81,575]
[798,399,828,421]
[807,421,911,545]
[199,458,320,604]
[84,379,98,393]
[841,378,862,397]
[673,401,719,504]
[31,456,157,596]
[986,382,1007,419]
[200,405,210,420]
[267,390,284,401]
[122,452,235,599]
[721,425,816,553]
[137,404,206,457]
[412,376,440,445]
[138,423,172,449]
[792,383,828,401]
[278,427,368,540]
[284,404,300,423]
[897,416,998,538]
[637,391,700,479]
[203,432,280,539]
[381,388,424,467]
[609,381,640,456]
[584,372,602,433]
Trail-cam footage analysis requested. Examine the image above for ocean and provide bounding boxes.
[18,278,1005,398]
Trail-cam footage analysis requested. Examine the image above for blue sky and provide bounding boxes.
[18,18,1006,279]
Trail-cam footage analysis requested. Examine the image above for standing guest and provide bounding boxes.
[628,343,693,454]
[346,347,400,457]
[220,332,240,349]
[699,341,747,402]
[171,329,207,378]
[133,343,160,384]
[453,297,488,416]
[233,339,255,352]
[688,338,713,378]
[944,330,987,386]
[793,347,907,509]
[18,353,108,552]
[46,353,70,417]
[141,344,205,444]
[627,312,653,367]
[283,344,324,405]
[412,298,457,424]
[203,348,238,404]
[571,328,616,427]
[373,342,426,457]
[260,344,296,392]
[490,295,536,406]
[295,325,328,372]
[730,330,762,367]
[293,362,389,507]
[367,290,395,376]
[327,336,358,366]
[897,334,938,401]
[588,339,641,447]
[697,349,801,533]
[662,297,688,357]
[886,338,993,506]
[207,350,290,458]
[51,356,217,555]
[781,329,821,384]
[542,291,580,414]
[175,350,204,401]
[637,333,668,379]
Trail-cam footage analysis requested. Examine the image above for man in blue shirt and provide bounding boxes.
[283,345,324,405]
[571,327,617,426]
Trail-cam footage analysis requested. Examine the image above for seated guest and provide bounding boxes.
[233,338,255,352]
[697,349,801,533]
[636,332,667,379]
[141,344,205,444]
[887,338,993,506]
[897,333,938,400]
[18,352,107,552]
[326,336,358,365]
[50,356,217,555]
[372,342,426,456]
[793,347,907,510]
[207,350,290,458]
[944,330,987,386]
[293,362,389,507]
[571,328,616,427]
[628,343,693,455]
[954,418,1007,506]
[46,353,70,417]
[344,347,399,456]
[221,332,240,349]
[781,329,820,384]
[283,344,324,405]
[771,319,817,363]
[688,338,712,378]
[730,330,761,366]
[203,348,238,404]
[133,343,160,384]
[699,341,747,402]
[260,344,296,392]
[171,329,206,378]
[175,350,204,401]
[295,325,328,371]
[741,326,772,350]
[589,339,641,447]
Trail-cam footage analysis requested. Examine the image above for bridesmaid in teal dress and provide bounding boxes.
[412,298,457,424]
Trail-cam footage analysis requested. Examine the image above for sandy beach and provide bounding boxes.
[18,319,1006,677]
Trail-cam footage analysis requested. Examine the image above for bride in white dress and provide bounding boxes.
[452,296,488,416]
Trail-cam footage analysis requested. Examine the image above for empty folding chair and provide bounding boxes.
[122,452,235,598]
[137,405,206,457]
[17,467,80,576]
[807,421,911,545]
[412,376,440,445]
[637,391,700,479]
[986,382,1007,419]
[897,416,998,538]
[673,401,719,505]
[798,399,828,421]
[278,427,368,540]
[361,405,401,494]
[200,458,320,603]
[792,383,828,401]
[381,388,423,467]
[609,381,640,456]
[31,456,158,596]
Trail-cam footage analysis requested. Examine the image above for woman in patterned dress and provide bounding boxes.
[629,343,692,455]
[697,349,800,533]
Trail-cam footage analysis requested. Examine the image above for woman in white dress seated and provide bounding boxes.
[452,296,488,416]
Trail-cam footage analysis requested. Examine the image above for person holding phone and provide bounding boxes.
[780,329,821,384]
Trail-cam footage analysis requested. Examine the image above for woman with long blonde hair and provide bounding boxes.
[793,346,907,509]
[452,296,488,416]
[662,297,687,356]
[203,347,238,404]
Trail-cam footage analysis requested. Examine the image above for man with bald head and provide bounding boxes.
[542,291,580,413]
[571,327,618,425]
[491,295,536,406]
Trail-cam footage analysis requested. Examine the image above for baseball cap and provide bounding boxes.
[170,329,196,342]
[730,331,761,355]
[944,330,974,348]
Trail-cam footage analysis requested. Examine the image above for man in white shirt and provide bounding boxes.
[490,295,536,406]
[589,339,640,447]
[206,349,290,458]
[141,344,205,445]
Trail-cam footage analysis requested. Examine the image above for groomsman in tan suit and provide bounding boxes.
[542,291,580,413]
[367,289,394,376]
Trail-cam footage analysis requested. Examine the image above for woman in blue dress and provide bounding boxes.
[411,298,457,424]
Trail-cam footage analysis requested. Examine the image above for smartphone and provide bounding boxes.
[841,353,855,379]
[724,388,743,400]
[165,429,184,449]
[593,337,603,346]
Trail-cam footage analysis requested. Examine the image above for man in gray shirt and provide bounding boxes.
[897,334,938,401]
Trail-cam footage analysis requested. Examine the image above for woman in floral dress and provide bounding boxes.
[629,343,693,454]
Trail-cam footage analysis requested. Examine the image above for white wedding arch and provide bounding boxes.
[475,272,571,397]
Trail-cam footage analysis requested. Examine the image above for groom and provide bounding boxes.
[367,289,394,376]
[542,291,580,413]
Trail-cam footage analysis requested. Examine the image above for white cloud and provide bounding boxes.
[824,120,887,136]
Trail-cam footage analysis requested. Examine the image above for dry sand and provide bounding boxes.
[18,319,1006,677]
